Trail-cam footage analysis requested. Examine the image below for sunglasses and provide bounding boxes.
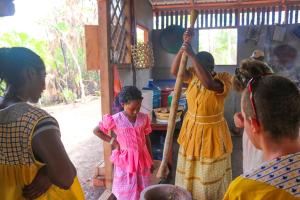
[246,74,271,125]
[247,76,260,124]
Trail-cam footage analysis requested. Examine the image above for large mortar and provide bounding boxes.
[140,184,192,200]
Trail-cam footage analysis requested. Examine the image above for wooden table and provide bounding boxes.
[151,117,182,131]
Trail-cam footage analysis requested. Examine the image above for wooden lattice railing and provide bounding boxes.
[110,0,131,64]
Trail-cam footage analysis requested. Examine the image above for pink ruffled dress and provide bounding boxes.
[98,112,153,200]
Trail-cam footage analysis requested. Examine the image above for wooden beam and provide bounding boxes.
[85,25,100,70]
[124,0,132,64]
[98,0,114,189]
[189,0,195,8]
[152,0,300,11]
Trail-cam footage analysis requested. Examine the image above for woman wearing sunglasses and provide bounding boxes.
[233,59,273,173]
[224,75,300,199]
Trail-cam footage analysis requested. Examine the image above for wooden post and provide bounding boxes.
[98,0,114,189]
[124,0,132,64]
[156,9,199,180]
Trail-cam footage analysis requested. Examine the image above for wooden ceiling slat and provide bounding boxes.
[241,8,244,26]
[288,5,293,24]
[245,8,249,26]
[151,0,300,11]
[220,9,224,27]
[197,12,200,28]
[199,10,203,28]
[161,10,165,29]
[291,5,295,24]
[214,9,218,27]
[296,5,299,23]
[278,5,282,24]
[257,7,261,25]
[229,9,233,26]
[235,8,239,26]
[205,10,208,28]
[210,9,213,28]
[224,9,228,27]
[266,7,270,25]
[251,7,255,25]
[180,10,184,27]
[271,6,275,25]
[184,10,188,28]
[166,10,169,26]
[155,11,159,29]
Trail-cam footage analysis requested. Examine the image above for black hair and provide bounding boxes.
[195,51,215,72]
[233,59,273,92]
[0,47,45,88]
[242,75,300,141]
[113,86,143,112]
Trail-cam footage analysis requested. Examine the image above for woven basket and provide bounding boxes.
[131,42,154,69]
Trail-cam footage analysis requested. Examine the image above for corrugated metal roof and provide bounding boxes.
[150,0,238,6]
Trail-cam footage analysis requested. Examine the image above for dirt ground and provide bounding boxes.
[43,96,104,200]
[41,96,243,200]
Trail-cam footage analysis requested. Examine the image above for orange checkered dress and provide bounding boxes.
[0,102,84,200]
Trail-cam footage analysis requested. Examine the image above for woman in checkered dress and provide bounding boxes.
[0,47,84,200]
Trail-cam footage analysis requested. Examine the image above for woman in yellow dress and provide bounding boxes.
[0,47,84,200]
[171,30,233,200]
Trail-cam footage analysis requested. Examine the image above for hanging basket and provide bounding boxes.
[131,42,154,69]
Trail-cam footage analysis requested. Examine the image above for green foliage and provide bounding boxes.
[0,31,54,68]
[62,88,77,103]
[199,29,237,65]
[0,0,100,105]
[56,22,70,33]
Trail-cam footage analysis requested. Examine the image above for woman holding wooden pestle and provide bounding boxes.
[171,28,233,200]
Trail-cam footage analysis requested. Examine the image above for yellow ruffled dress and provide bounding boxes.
[175,70,233,200]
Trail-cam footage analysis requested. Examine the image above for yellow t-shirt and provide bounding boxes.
[0,103,84,200]
[224,152,300,200]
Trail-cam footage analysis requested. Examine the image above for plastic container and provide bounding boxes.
[141,90,153,120]
[161,88,173,107]
[168,92,187,110]
[143,79,161,109]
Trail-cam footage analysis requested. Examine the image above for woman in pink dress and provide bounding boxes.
[93,86,153,200]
